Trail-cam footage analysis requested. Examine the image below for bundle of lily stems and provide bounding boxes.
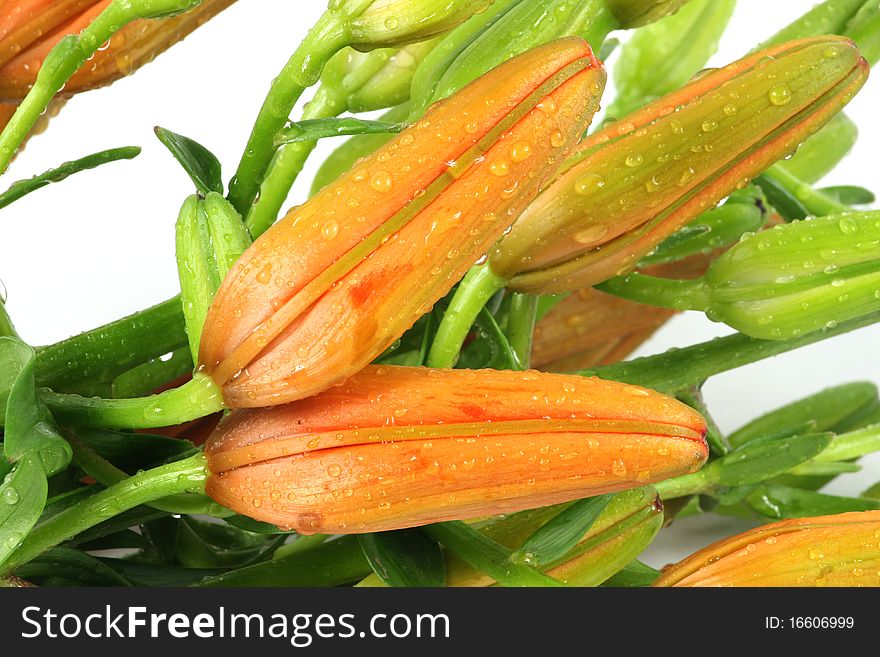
[1,0,880,588]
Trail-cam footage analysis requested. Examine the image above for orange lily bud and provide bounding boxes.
[654,511,880,587]
[204,365,707,534]
[200,38,605,407]
[0,0,236,102]
[492,36,868,294]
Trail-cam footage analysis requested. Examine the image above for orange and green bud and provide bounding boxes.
[491,36,868,294]
[200,38,606,407]
[0,0,236,102]
[204,365,707,534]
[654,511,880,586]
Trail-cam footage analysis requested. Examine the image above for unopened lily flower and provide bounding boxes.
[601,211,880,340]
[204,365,707,534]
[493,35,868,294]
[200,38,606,407]
[654,511,880,587]
[0,0,236,102]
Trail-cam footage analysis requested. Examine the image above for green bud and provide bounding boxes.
[702,212,880,339]
[319,40,438,114]
[175,193,252,360]
[606,0,694,27]
[757,0,867,50]
[603,212,880,340]
[448,487,663,586]
[408,0,617,117]
[608,0,735,119]
[779,113,859,184]
[336,0,494,49]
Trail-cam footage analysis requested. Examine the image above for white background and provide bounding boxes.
[1,0,878,566]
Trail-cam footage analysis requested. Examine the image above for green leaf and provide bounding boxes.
[0,147,141,211]
[275,118,406,147]
[155,127,223,195]
[818,184,875,206]
[728,382,878,447]
[747,484,880,519]
[710,433,832,487]
[15,547,134,587]
[0,454,47,567]
[754,173,809,221]
[75,427,194,472]
[424,521,563,587]
[601,560,660,587]
[224,514,298,535]
[358,530,446,587]
[4,342,71,476]
[510,494,613,567]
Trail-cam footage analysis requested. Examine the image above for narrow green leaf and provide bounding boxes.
[111,347,192,398]
[711,433,832,487]
[511,494,613,567]
[224,514,297,535]
[75,427,194,473]
[754,173,809,221]
[601,559,660,587]
[15,547,134,587]
[729,382,878,447]
[358,529,446,587]
[0,147,141,211]
[275,118,406,147]
[747,484,880,519]
[155,127,223,195]
[0,454,47,567]
[818,184,875,206]
[424,521,563,587]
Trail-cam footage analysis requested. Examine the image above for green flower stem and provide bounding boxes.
[654,469,714,500]
[227,9,349,216]
[426,265,507,368]
[0,0,201,174]
[424,521,564,587]
[244,89,345,237]
[583,311,880,395]
[35,297,188,395]
[67,435,228,516]
[597,273,711,312]
[0,452,210,576]
[38,372,224,430]
[505,293,539,371]
[765,164,851,217]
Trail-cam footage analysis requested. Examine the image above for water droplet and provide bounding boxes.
[256,263,272,284]
[574,173,605,195]
[322,220,339,240]
[573,225,609,246]
[550,131,566,148]
[370,171,393,192]
[702,119,718,133]
[384,16,399,29]
[327,464,342,477]
[625,154,644,167]
[839,217,859,235]
[769,84,792,106]
[489,160,509,177]
[463,121,478,134]
[510,142,532,163]
[2,487,18,505]
[723,104,738,116]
